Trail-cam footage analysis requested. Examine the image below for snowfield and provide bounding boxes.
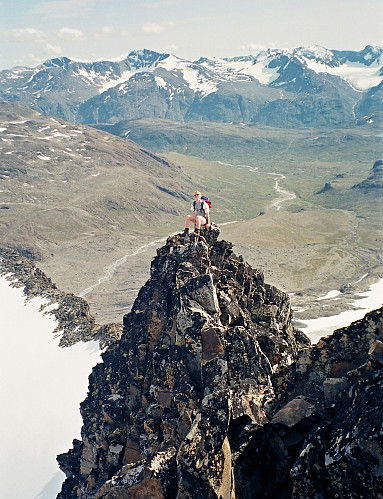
[0,275,102,499]
[300,278,383,343]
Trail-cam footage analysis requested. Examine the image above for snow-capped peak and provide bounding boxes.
[1,45,382,113]
[296,45,383,91]
[232,45,383,91]
[155,54,219,96]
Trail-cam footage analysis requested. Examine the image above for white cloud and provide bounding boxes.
[101,26,115,34]
[5,28,48,43]
[94,26,115,39]
[141,22,165,34]
[45,44,63,55]
[58,27,85,41]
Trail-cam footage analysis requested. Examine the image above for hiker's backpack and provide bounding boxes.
[194,195,211,214]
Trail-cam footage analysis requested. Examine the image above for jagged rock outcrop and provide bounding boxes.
[316,182,333,194]
[57,229,383,498]
[0,247,122,347]
[352,159,383,192]
[57,228,307,497]
[290,367,383,498]
[271,307,383,498]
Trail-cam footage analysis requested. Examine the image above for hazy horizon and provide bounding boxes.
[1,0,382,70]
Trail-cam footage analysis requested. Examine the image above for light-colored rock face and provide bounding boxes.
[57,228,383,498]
[271,398,315,427]
[369,338,383,364]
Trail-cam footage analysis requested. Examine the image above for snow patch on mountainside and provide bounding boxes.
[155,75,167,89]
[304,59,382,91]
[180,66,218,96]
[232,56,280,85]
[99,70,134,93]
[157,54,218,96]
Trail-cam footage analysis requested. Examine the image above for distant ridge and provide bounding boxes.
[1,45,382,128]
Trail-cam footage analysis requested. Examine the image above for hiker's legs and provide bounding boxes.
[194,216,207,240]
[184,215,206,237]
[195,215,206,230]
[185,214,196,229]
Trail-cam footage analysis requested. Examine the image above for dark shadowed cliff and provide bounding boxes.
[57,228,383,498]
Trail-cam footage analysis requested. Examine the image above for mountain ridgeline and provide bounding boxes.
[1,45,382,128]
[57,228,383,498]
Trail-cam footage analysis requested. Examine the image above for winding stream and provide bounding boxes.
[79,237,167,297]
[268,173,296,210]
[214,160,296,213]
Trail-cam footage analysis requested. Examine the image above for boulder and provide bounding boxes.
[271,398,315,427]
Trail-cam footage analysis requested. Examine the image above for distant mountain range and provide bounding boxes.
[1,45,382,128]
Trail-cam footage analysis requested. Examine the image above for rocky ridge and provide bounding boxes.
[57,228,383,498]
[0,247,122,347]
[352,159,383,192]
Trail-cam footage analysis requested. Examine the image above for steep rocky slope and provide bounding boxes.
[57,228,383,498]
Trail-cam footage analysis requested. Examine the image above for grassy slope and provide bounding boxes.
[0,104,193,321]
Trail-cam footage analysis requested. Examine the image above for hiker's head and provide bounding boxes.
[194,191,201,199]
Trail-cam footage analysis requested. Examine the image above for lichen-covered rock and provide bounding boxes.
[291,369,383,498]
[283,309,383,499]
[280,306,383,404]
[58,228,307,497]
[57,228,383,498]
[325,370,383,497]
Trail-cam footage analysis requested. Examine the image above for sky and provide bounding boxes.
[0,0,382,70]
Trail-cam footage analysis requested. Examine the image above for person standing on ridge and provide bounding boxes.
[183,191,210,239]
